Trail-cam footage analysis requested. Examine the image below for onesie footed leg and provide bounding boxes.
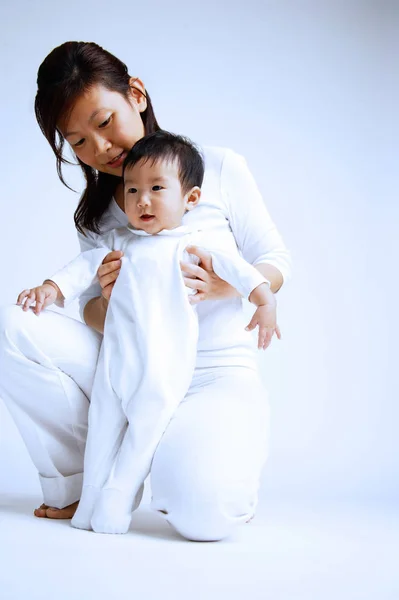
[91,489,132,534]
[70,486,100,531]
[91,483,144,535]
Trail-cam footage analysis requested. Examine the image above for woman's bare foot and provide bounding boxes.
[34,501,79,519]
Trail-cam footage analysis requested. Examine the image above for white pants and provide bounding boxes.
[0,304,270,541]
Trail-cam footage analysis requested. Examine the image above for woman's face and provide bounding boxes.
[59,79,147,177]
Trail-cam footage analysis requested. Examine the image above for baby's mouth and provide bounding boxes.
[140,214,155,222]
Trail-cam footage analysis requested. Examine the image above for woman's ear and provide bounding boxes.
[185,187,201,211]
[128,76,147,112]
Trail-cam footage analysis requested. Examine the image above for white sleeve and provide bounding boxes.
[186,230,267,300]
[208,248,268,300]
[220,149,292,282]
[75,229,108,321]
[49,248,110,308]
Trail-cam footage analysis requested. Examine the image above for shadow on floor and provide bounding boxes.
[0,495,185,541]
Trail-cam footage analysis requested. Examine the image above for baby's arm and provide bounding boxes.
[246,283,281,350]
[16,281,61,315]
[204,246,280,350]
[16,248,111,315]
[47,248,111,308]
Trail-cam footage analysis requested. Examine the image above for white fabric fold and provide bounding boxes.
[49,224,267,533]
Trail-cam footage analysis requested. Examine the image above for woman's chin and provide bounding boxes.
[94,164,122,178]
[106,167,123,178]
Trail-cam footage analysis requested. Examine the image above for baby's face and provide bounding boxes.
[124,159,190,234]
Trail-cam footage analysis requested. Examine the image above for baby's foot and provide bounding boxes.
[71,487,100,531]
[34,501,79,519]
[91,489,133,534]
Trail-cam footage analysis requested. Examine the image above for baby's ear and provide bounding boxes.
[185,186,201,211]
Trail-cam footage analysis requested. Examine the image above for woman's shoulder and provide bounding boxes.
[78,199,128,241]
[201,145,239,167]
[77,200,128,246]
[200,145,247,181]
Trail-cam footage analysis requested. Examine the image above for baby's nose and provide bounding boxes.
[137,194,151,207]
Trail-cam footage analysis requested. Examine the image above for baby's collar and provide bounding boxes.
[126,224,195,237]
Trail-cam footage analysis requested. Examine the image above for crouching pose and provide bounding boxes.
[3,41,291,542]
[17,132,278,535]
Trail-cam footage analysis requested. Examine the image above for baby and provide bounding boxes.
[17,131,279,534]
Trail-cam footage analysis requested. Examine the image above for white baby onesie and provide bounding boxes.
[50,224,267,534]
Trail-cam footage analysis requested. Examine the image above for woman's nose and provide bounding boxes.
[93,136,112,158]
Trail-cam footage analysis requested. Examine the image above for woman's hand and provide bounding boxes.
[181,245,239,305]
[98,250,124,302]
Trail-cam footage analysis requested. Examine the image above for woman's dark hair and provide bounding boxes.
[35,41,161,235]
[123,131,204,192]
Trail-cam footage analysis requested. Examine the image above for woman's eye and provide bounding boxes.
[74,139,84,148]
[152,185,163,191]
[99,116,112,128]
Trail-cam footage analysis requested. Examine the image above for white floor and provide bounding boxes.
[0,495,397,600]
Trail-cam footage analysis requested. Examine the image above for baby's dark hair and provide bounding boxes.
[122,130,204,193]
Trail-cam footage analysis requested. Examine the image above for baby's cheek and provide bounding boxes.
[125,205,137,222]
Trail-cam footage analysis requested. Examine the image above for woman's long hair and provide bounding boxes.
[35,41,161,234]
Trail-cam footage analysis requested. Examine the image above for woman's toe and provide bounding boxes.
[34,503,49,518]
[45,501,79,519]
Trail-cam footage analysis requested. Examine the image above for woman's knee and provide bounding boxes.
[0,304,27,346]
[165,501,237,542]
[152,474,256,542]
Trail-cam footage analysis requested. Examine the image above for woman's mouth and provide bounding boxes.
[107,151,127,168]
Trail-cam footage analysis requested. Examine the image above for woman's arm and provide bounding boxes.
[76,230,123,331]
[183,245,283,305]
[220,149,292,288]
[83,295,109,334]
[183,150,290,301]
[254,263,283,294]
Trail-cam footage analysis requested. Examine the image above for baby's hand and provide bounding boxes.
[245,304,281,350]
[16,283,59,316]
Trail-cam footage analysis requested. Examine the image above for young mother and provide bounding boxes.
[0,42,291,541]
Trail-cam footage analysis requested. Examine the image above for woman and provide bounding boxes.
[0,41,291,541]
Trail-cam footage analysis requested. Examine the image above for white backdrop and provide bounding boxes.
[0,0,397,507]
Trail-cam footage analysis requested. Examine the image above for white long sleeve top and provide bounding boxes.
[51,224,269,529]
[70,146,291,369]
[51,225,268,311]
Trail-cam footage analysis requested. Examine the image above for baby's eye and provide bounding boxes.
[99,116,112,128]
[152,185,163,191]
[127,188,137,194]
